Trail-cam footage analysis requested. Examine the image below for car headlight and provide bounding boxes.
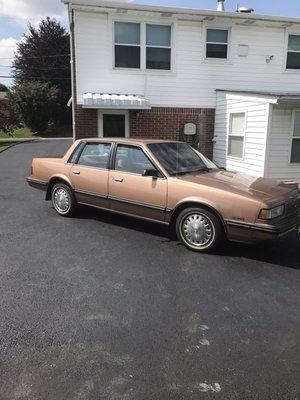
[259,205,285,220]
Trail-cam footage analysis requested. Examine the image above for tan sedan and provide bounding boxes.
[27,139,300,252]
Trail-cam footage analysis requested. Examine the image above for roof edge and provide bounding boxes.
[61,0,300,25]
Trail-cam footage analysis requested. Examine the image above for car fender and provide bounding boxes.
[45,173,74,200]
[169,196,226,229]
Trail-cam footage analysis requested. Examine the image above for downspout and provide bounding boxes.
[68,3,76,142]
[263,102,274,178]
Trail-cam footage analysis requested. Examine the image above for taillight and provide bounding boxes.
[30,165,33,175]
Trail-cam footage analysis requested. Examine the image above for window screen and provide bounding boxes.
[287,35,300,70]
[146,24,171,70]
[206,29,228,59]
[228,112,245,158]
[291,111,300,163]
[114,22,141,68]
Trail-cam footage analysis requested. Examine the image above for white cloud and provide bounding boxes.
[1,0,68,26]
[0,37,18,65]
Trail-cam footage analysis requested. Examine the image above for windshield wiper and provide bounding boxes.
[173,167,212,176]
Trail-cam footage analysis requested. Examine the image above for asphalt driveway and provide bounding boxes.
[0,139,299,400]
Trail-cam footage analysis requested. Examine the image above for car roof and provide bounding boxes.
[78,138,181,145]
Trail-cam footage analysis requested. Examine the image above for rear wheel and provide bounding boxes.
[175,207,224,252]
[51,183,76,217]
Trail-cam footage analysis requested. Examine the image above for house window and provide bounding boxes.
[228,112,245,159]
[146,24,171,70]
[114,22,141,68]
[206,29,228,59]
[291,111,300,163]
[286,35,300,69]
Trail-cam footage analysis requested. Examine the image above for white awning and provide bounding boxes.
[82,93,151,109]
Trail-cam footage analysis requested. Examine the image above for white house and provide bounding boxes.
[62,0,300,182]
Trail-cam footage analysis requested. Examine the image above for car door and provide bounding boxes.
[70,141,112,208]
[108,144,167,222]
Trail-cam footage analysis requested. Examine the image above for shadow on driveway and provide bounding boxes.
[75,204,300,270]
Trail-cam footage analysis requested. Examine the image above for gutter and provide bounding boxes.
[68,4,76,142]
[61,0,300,25]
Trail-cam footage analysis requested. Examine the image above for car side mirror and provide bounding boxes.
[142,168,159,178]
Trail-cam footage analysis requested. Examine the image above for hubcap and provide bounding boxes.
[53,187,70,213]
[181,213,213,248]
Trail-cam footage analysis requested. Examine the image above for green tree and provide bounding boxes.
[8,82,60,134]
[12,18,71,124]
[0,101,21,136]
[0,83,8,92]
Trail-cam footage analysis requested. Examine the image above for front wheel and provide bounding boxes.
[175,207,224,253]
[51,183,76,217]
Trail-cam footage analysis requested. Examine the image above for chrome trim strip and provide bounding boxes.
[225,219,299,234]
[226,219,275,233]
[27,177,48,186]
[109,195,166,211]
[74,189,107,199]
[77,202,169,225]
[74,190,167,211]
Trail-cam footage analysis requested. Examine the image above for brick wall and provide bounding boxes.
[75,105,98,138]
[130,107,215,158]
[73,105,215,158]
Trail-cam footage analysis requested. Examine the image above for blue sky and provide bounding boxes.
[1,0,300,86]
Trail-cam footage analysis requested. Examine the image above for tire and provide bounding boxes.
[175,207,224,253]
[51,182,76,217]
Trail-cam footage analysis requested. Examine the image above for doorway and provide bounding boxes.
[98,110,129,138]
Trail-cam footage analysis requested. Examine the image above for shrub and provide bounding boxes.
[8,81,60,134]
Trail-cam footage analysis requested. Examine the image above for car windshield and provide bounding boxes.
[148,142,219,175]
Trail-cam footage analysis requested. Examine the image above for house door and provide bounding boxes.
[98,110,129,138]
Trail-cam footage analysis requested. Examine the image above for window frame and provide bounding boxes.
[98,110,130,138]
[205,27,230,61]
[112,19,173,72]
[74,141,113,171]
[114,21,141,70]
[146,23,172,70]
[227,111,247,160]
[112,143,165,178]
[289,110,300,164]
[286,33,300,71]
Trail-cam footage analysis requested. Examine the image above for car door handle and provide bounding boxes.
[113,177,123,183]
[72,171,80,175]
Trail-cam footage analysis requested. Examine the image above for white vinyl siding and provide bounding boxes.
[266,106,300,183]
[213,92,269,176]
[74,12,300,108]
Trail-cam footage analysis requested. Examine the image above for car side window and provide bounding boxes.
[68,142,85,164]
[77,143,111,169]
[115,145,155,175]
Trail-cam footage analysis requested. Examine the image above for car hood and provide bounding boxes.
[176,170,299,202]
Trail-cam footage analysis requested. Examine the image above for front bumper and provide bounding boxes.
[226,213,300,244]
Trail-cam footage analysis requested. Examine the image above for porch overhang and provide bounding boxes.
[82,93,151,110]
[216,89,300,105]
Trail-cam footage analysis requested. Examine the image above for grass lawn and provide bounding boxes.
[0,126,34,139]
[0,125,72,153]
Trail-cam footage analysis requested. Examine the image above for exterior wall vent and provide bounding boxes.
[236,5,254,13]
[217,0,225,11]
